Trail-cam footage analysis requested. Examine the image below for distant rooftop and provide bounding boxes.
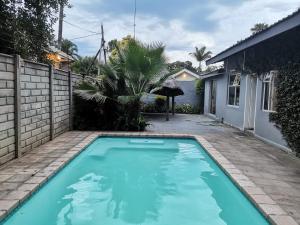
[199,68,225,79]
[206,8,300,65]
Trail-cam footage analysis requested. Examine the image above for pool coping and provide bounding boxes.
[0,132,298,225]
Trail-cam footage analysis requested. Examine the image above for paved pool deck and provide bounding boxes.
[146,114,300,224]
[0,114,299,225]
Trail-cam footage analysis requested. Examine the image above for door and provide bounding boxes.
[209,80,217,114]
[244,75,257,129]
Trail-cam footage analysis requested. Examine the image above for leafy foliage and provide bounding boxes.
[71,56,99,76]
[243,27,300,153]
[155,95,166,109]
[251,23,269,34]
[175,104,200,114]
[189,46,212,72]
[0,0,69,62]
[195,79,205,113]
[107,35,134,60]
[167,61,197,73]
[74,39,169,131]
[269,63,300,154]
[61,39,79,59]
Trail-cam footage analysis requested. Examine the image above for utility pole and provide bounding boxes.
[57,3,64,49]
[87,24,107,77]
[101,24,107,64]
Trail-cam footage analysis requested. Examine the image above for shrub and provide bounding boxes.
[195,79,205,113]
[142,103,157,113]
[73,95,149,131]
[175,104,200,114]
[155,95,166,111]
[269,63,300,155]
[114,99,149,131]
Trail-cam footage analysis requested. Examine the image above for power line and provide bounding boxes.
[63,20,99,34]
[87,24,107,76]
[70,32,102,41]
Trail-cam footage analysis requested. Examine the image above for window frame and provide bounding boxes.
[262,70,278,112]
[227,70,241,107]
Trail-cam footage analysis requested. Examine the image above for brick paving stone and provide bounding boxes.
[269,215,298,225]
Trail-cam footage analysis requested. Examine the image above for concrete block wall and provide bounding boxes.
[20,60,51,153]
[0,53,83,166]
[53,70,70,137]
[0,54,15,165]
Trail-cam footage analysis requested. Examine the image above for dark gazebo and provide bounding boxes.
[150,79,184,121]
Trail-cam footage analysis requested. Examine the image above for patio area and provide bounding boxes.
[146,114,300,224]
[0,114,299,224]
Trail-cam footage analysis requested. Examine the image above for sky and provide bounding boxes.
[57,0,300,67]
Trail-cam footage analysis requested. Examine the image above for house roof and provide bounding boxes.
[206,9,300,65]
[171,68,200,79]
[199,69,225,79]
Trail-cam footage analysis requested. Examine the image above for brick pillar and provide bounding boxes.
[14,55,21,158]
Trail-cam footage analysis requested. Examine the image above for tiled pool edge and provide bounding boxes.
[192,135,298,225]
[0,132,298,225]
[0,133,99,222]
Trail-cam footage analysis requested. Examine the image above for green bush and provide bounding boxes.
[155,95,166,108]
[73,95,149,131]
[142,103,157,113]
[195,79,205,113]
[175,104,200,114]
[269,63,300,155]
[142,96,167,113]
[115,99,149,131]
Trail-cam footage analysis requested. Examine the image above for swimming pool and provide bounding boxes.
[1,137,270,225]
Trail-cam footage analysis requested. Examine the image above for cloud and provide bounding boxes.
[60,7,214,65]
[59,0,300,67]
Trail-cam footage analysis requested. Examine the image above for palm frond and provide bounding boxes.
[74,80,108,104]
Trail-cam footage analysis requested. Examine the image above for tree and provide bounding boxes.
[0,0,69,62]
[189,46,212,72]
[167,61,197,73]
[71,56,99,76]
[107,35,134,60]
[251,23,269,34]
[74,39,170,131]
[61,39,79,59]
[0,1,14,55]
[107,39,117,52]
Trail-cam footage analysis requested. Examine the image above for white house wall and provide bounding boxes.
[204,73,289,150]
[204,73,245,130]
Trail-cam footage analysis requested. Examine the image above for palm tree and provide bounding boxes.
[75,39,169,116]
[61,39,79,59]
[74,39,169,131]
[251,23,268,34]
[189,46,212,72]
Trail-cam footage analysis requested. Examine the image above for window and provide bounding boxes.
[228,71,241,106]
[262,71,278,112]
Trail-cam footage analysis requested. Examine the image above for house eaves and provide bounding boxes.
[206,9,300,65]
[200,69,225,79]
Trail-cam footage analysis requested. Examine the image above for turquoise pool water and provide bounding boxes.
[1,137,270,225]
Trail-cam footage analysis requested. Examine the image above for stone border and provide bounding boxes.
[0,132,297,225]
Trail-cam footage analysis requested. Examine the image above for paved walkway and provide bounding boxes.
[146,114,300,224]
[0,114,299,224]
[0,131,93,218]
